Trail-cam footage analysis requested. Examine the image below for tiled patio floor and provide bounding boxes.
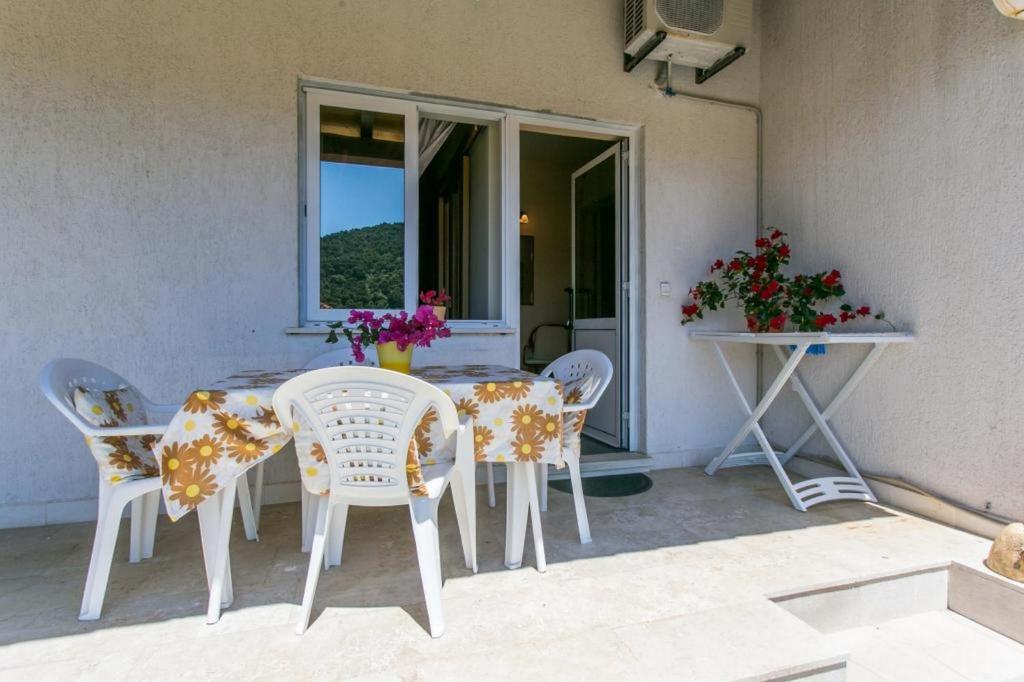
[0,467,996,680]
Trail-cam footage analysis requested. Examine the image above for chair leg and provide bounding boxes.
[409,497,445,638]
[128,496,144,563]
[486,463,496,508]
[141,489,159,559]
[325,502,348,569]
[252,461,264,528]
[296,496,330,635]
[449,470,478,573]
[236,470,259,542]
[566,452,592,544]
[301,487,318,553]
[200,479,237,624]
[539,463,549,512]
[524,464,547,572]
[79,483,131,621]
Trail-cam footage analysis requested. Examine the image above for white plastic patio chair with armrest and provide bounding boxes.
[294,346,379,551]
[236,348,377,540]
[484,349,613,544]
[39,358,176,620]
[273,366,477,637]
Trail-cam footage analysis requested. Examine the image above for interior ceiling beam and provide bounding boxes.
[359,111,374,139]
[320,133,403,163]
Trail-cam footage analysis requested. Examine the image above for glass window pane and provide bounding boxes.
[574,155,616,320]
[417,117,502,320]
[319,105,405,310]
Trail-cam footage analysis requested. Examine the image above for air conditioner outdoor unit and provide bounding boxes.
[623,0,751,79]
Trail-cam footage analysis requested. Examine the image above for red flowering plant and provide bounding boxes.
[419,289,451,306]
[325,307,451,362]
[680,229,889,332]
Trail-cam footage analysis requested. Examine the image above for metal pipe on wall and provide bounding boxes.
[655,63,766,401]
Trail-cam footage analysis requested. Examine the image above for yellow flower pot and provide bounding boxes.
[432,305,447,321]
[376,341,414,374]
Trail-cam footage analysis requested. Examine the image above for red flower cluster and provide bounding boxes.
[679,228,888,333]
[419,289,451,306]
[839,305,872,323]
[814,313,837,329]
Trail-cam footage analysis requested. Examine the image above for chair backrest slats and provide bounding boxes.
[274,367,458,502]
[541,350,614,410]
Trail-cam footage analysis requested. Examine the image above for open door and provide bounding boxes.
[570,143,626,448]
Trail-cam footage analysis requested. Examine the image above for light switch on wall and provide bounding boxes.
[659,281,671,297]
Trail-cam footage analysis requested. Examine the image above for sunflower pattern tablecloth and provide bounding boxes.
[155,369,304,521]
[412,364,566,465]
[156,365,569,520]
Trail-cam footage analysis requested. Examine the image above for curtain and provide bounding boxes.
[418,119,456,176]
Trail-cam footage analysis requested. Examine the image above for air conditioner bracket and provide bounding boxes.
[694,46,746,84]
[623,30,667,73]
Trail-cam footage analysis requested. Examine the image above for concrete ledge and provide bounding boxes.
[949,561,1024,645]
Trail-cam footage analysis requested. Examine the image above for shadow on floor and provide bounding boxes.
[0,466,894,644]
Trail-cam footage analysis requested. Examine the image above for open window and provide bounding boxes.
[302,89,504,326]
[417,112,502,321]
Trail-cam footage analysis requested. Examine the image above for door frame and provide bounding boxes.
[508,115,640,453]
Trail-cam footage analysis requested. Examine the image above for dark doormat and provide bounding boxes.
[549,473,653,498]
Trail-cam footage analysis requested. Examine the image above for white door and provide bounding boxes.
[570,144,625,448]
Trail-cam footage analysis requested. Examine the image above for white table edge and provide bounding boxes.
[688,331,915,345]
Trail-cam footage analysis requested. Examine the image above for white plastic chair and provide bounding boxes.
[39,359,176,620]
[486,350,612,545]
[296,346,378,551]
[273,366,477,637]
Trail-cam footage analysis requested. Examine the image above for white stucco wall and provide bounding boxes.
[761,0,1023,521]
[0,0,760,526]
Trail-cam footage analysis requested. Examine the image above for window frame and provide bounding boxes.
[301,88,511,328]
[303,90,418,322]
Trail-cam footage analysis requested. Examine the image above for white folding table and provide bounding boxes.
[690,331,914,511]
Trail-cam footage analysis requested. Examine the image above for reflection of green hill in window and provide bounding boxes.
[320,222,403,309]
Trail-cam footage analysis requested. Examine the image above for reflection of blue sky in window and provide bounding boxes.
[320,162,403,235]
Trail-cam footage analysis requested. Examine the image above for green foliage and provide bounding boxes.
[319,222,403,309]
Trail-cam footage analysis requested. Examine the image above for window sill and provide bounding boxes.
[285,325,516,336]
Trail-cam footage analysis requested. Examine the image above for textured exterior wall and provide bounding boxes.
[0,0,760,526]
[761,0,1023,521]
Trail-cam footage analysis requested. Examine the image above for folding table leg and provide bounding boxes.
[705,341,810,475]
[772,345,879,505]
[779,344,888,465]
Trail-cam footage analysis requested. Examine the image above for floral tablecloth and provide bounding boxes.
[155,365,566,520]
[155,370,303,521]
